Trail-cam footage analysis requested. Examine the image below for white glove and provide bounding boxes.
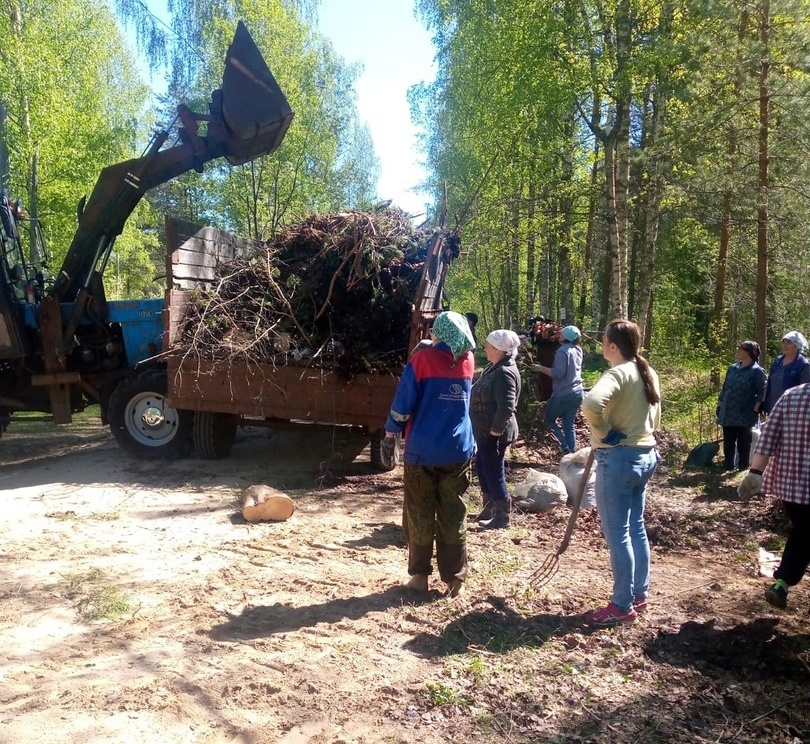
[738,471,763,499]
[380,435,399,469]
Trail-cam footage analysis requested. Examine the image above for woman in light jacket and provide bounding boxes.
[581,319,661,627]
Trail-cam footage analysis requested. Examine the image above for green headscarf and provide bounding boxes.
[431,311,476,361]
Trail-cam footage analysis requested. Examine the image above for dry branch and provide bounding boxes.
[170,206,460,377]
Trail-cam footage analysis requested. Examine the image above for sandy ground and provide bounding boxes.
[1,422,443,744]
[1,417,808,744]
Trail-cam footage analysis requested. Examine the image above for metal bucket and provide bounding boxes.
[219,21,295,165]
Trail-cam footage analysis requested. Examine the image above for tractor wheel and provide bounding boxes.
[370,429,402,472]
[193,411,238,459]
[108,367,193,458]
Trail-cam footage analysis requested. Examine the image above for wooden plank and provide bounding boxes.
[171,237,238,265]
[38,296,73,424]
[165,357,398,431]
[173,219,261,258]
[165,214,179,286]
[169,264,220,288]
[30,372,82,386]
[166,216,264,290]
[165,289,194,347]
[171,246,222,270]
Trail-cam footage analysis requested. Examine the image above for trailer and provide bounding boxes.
[158,215,452,469]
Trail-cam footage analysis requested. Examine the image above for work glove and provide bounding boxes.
[380,435,399,469]
[738,470,763,499]
[601,429,628,446]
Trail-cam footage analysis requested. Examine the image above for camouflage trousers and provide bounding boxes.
[402,460,471,584]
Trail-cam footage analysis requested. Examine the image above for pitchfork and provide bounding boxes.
[529,448,595,587]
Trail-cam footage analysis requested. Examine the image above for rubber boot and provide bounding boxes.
[479,498,511,529]
[472,495,493,521]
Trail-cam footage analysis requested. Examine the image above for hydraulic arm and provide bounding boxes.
[51,21,293,305]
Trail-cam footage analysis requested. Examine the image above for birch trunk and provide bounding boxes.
[755,0,770,353]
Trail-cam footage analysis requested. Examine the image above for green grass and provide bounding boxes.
[59,568,137,622]
[656,361,720,449]
[10,405,103,425]
[425,681,471,706]
[47,511,120,522]
[581,349,608,387]
[762,534,785,552]
[519,348,720,467]
[6,405,107,440]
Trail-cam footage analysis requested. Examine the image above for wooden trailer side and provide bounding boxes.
[162,216,399,432]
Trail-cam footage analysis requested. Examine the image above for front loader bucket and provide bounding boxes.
[220,21,294,165]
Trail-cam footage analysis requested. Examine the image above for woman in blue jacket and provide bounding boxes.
[382,311,476,598]
[538,325,584,454]
[716,341,766,470]
[759,331,810,415]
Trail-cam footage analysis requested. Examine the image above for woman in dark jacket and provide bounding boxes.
[716,341,766,470]
[470,329,523,529]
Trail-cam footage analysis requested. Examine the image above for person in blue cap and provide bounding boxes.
[537,325,584,454]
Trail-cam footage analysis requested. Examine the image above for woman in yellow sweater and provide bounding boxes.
[582,319,661,626]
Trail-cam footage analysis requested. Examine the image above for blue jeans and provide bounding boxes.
[594,446,659,611]
[545,391,584,453]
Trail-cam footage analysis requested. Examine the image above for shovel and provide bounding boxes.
[530,448,595,587]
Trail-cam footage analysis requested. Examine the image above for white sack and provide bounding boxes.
[559,447,597,509]
[514,472,568,513]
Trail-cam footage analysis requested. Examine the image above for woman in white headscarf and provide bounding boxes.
[469,329,523,529]
[758,331,810,415]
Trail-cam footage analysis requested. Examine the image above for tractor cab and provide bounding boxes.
[0,194,48,359]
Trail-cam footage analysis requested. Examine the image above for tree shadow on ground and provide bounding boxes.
[646,617,810,681]
[663,469,743,503]
[403,595,608,657]
[210,585,434,640]
[513,676,810,743]
[343,522,406,549]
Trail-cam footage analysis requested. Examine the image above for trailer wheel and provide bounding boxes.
[370,430,401,472]
[108,368,193,458]
[194,411,238,459]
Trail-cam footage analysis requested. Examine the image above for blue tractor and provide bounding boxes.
[0,22,293,457]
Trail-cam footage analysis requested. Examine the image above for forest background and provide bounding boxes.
[1,0,809,443]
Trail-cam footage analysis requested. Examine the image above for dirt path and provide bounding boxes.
[1,419,809,743]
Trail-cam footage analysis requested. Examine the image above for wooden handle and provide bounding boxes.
[557,448,595,556]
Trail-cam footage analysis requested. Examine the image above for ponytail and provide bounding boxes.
[605,319,660,405]
[634,355,660,405]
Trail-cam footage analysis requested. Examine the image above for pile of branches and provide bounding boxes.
[175,205,460,376]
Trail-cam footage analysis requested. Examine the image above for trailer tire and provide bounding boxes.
[194,411,238,459]
[108,368,193,458]
[370,429,401,472]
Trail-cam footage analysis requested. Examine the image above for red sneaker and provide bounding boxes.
[585,602,638,626]
[633,597,648,613]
